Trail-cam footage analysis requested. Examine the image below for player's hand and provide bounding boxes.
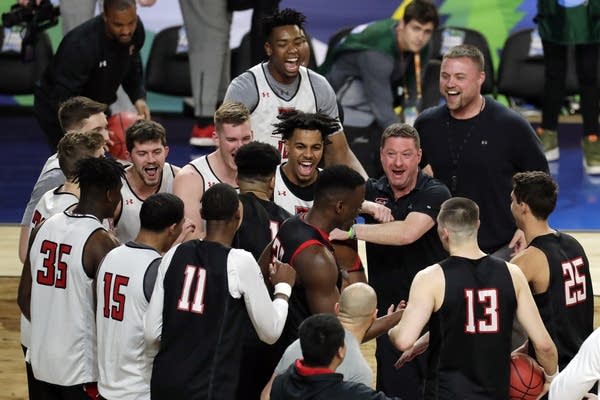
[269,260,296,287]
[583,393,598,399]
[509,229,526,257]
[361,200,394,223]
[173,218,196,246]
[394,332,429,369]
[138,0,157,6]
[329,228,352,241]
[134,99,151,120]
[387,300,406,316]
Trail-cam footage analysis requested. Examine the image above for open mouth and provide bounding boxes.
[298,161,314,176]
[144,166,159,179]
[284,57,299,73]
[446,90,460,97]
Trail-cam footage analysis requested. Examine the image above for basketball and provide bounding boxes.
[107,112,139,160]
[509,353,545,400]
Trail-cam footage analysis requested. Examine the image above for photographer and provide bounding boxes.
[31,0,149,150]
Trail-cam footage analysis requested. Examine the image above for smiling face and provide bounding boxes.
[216,121,253,172]
[283,128,324,186]
[439,56,485,118]
[380,136,422,198]
[128,140,168,188]
[265,24,305,84]
[103,5,137,45]
[396,19,435,53]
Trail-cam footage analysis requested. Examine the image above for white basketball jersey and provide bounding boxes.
[273,165,314,215]
[29,211,104,385]
[188,155,231,192]
[96,242,161,400]
[21,186,78,349]
[249,64,317,156]
[30,186,78,230]
[114,163,176,243]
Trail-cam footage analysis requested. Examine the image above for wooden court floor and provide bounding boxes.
[0,225,598,399]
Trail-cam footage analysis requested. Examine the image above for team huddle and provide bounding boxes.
[14,3,597,400]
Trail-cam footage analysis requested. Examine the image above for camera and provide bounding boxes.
[2,0,60,61]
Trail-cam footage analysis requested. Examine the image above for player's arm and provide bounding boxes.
[19,169,65,262]
[232,250,295,344]
[333,211,435,246]
[389,265,440,351]
[294,245,340,313]
[508,262,558,377]
[173,165,205,240]
[83,229,120,280]
[549,328,600,400]
[311,71,367,178]
[324,131,368,179]
[510,247,550,295]
[17,224,41,320]
[360,200,394,223]
[332,240,367,288]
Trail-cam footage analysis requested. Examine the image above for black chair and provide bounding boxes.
[0,30,52,94]
[145,25,192,97]
[429,26,496,95]
[496,28,579,107]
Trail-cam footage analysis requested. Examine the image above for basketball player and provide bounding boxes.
[261,165,402,355]
[113,119,180,243]
[144,183,296,399]
[96,193,184,400]
[173,101,253,239]
[510,171,593,372]
[232,142,293,399]
[17,157,124,398]
[20,130,105,400]
[224,8,366,177]
[19,96,109,263]
[389,197,558,399]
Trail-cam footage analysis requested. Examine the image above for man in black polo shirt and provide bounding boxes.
[332,123,450,399]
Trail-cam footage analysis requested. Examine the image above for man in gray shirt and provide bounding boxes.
[260,282,383,398]
[224,8,366,178]
[322,0,438,177]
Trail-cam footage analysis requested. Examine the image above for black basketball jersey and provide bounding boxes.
[150,241,249,400]
[528,232,593,370]
[234,192,292,260]
[427,255,517,400]
[273,214,334,348]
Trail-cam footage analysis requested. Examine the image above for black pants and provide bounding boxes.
[344,123,384,179]
[541,40,599,136]
[376,334,427,399]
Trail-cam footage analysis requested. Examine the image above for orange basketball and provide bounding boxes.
[107,112,139,160]
[509,353,545,400]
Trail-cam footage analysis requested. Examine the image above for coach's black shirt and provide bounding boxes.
[364,170,450,312]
